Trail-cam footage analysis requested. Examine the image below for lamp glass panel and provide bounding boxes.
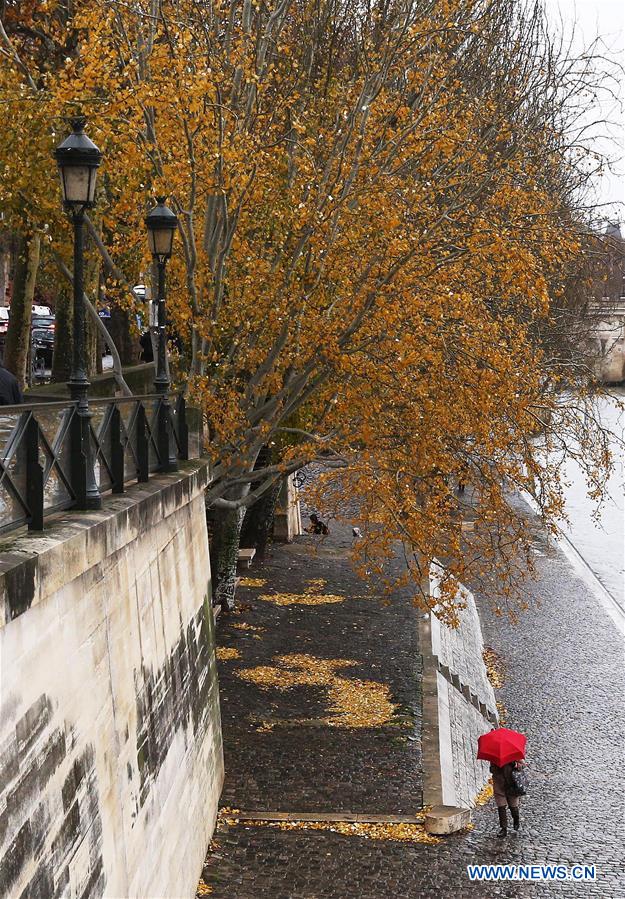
[87,167,98,203]
[59,165,92,204]
[149,227,174,257]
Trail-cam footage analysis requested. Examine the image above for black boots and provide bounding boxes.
[497,807,508,837]
[510,807,520,831]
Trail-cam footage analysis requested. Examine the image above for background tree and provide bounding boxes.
[0,0,136,391]
[2,0,616,616]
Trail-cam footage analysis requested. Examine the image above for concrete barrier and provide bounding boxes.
[420,564,497,828]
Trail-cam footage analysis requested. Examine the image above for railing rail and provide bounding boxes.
[0,393,203,535]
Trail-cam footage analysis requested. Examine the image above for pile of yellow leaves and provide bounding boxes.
[237,654,396,728]
[216,647,241,661]
[220,813,440,845]
[258,592,345,606]
[239,578,267,588]
[259,579,344,606]
[474,780,494,807]
[483,648,505,689]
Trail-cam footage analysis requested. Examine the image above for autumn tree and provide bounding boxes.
[0,0,135,389]
[1,0,616,615]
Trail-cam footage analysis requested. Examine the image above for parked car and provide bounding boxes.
[31,315,55,370]
[0,307,9,336]
[31,314,55,331]
[31,328,54,369]
[32,304,52,317]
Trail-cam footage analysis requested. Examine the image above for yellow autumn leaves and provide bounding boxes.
[237,654,396,729]
[216,810,440,846]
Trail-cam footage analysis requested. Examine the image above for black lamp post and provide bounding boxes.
[54,116,102,509]
[145,197,178,471]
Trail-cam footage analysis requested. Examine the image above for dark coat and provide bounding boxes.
[490,761,520,808]
[0,365,23,405]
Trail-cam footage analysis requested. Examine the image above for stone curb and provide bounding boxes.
[228,811,426,824]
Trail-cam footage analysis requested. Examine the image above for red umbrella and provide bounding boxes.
[477,728,526,767]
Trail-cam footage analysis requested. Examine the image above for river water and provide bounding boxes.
[558,388,625,611]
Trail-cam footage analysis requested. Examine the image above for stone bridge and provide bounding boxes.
[587,298,625,384]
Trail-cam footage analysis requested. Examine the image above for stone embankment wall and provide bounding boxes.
[0,463,223,899]
[421,566,497,810]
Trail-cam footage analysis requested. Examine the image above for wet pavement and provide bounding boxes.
[199,510,625,898]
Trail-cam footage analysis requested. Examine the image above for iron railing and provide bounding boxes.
[0,394,202,535]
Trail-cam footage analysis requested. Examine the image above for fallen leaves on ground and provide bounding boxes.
[258,591,345,606]
[216,647,241,661]
[232,622,265,632]
[483,647,505,689]
[306,578,327,589]
[496,700,508,725]
[239,577,267,587]
[217,812,440,845]
[474,780,494,806]
[196,881,213,895]
[237,654,396,727]
[255,720,275,733]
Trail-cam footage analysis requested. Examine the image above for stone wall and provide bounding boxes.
[0,462,223,899]
[421,565,497,810]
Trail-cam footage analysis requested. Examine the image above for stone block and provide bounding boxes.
[237,547,256,568]
[424,805,471,834]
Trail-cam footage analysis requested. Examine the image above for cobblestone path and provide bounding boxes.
[199,510,625,898]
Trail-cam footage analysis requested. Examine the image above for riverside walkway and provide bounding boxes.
[198,507,625,898]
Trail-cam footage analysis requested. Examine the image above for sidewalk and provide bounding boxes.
[197,509,625,899]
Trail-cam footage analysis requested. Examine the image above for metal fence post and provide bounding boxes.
[110,405,124,494]
[69,407,89,508]
[176,394,189,460]
[136,402,149,482]
[157,397,178,472]
[25,414,44,531]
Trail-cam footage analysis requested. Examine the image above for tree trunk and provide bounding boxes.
[4,231,40,388]
[51,282,72,383]
[239,446,282,559]
[0,230,12,305]
[109,306,138,365]
[208,484,250,612]
[240,478,282,559]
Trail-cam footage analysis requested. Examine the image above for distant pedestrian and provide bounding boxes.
[0,362,23,405]
[139,329,154,363]
[307,513,329,535]
[490,760,525,836]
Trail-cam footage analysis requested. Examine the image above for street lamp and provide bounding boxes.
[54,116,102,508]
[145,197,178,470]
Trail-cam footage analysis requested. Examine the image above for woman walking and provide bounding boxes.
[477,727,527,838]
[491,761,522,836]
